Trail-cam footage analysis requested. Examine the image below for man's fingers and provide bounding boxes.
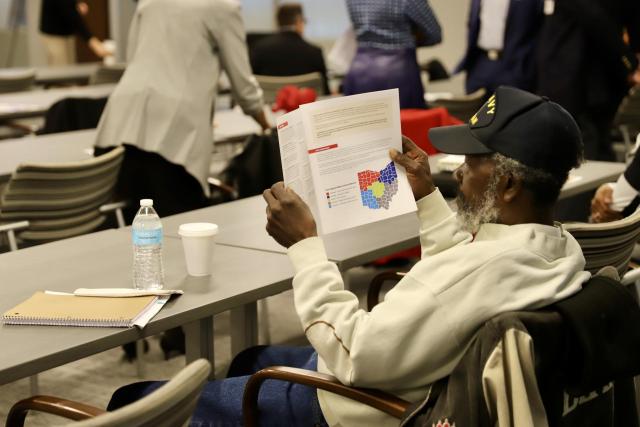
[401,135,419,153]
[263,188,278,206]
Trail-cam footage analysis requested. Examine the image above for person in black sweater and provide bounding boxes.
[39,0,108,65]
[250,3,330,95]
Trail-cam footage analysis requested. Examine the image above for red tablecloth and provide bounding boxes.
[400,107,463,155]
[373,107,463,265]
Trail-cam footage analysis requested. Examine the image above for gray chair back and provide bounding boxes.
[564,208,640,276]
[73,359,211,427]
[89,64,126,85]
[0,68,36,93]
[429,88,486,122]
[0,146,125,243]
[255,72,324,105]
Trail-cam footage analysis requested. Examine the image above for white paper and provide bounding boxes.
[133,295,170,328]
[277,89,417,234]
[73,288,183,297]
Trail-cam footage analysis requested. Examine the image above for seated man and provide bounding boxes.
[108,87,589,426]
[250,3,330,95]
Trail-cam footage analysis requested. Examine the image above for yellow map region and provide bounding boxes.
[369,181,386,197]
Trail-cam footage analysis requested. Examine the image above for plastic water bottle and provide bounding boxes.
[132,199,164,290]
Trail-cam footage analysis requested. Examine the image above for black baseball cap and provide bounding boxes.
[429,86,583,177]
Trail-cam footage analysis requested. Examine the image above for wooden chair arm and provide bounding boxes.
[242,366,410,426]
[367,271,406,311]
[6,395,105,427]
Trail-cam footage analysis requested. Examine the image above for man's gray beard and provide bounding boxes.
[456,177,500,234]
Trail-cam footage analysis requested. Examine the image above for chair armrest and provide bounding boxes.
[6,395,105,427]
[208,177,238,200]
[0,220,29,252]
[367,271,406,311]
[242,366,410,426]
[99,200,128,228]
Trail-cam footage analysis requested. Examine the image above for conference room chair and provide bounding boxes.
[612,84,640,162]
[89,64,126,85]
[255,72,324,105]
[0,68,36,93]
[5,358,211,427]
[38,97,108,135]
[564,208,640,278]
[0,146,126,250]
[429,88,487,123]
[242,274,640,426]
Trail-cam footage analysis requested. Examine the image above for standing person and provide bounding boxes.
[250,3,330,95]
[39,0,108,65]
[342,0,442,109]
[95,0,269,223]
[457,0,544,96]
[536,0,640,161]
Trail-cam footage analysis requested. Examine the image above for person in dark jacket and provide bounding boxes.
[536,0,640,161]
[39,0,108,65]
[250,3,330,95]
[457,0,544,96]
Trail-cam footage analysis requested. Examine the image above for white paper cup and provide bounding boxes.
[178,223,219,276]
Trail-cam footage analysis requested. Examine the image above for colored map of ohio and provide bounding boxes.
[357,162,399,209]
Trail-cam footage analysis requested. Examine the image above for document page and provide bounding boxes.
[276,110,318,217]
[299,89,416,234]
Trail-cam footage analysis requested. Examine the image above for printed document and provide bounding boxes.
[276,89,416,234]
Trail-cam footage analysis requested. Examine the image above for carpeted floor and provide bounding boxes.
[0,265,395,426]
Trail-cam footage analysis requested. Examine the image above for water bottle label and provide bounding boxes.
[133,228,163,245]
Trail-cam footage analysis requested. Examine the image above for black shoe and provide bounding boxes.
[159,327,185,360]
[121,339,149,363]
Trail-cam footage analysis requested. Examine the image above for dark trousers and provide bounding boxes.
[108,346,328,427]
[575,109,617,162]
[95,144,210,224]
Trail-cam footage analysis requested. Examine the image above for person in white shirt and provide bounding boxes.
[591,134,640,222]
[107,87,589,426]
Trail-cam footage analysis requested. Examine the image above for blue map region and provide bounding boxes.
[360,189,380,209]
[358,161,400,210]
[379,162,398,184]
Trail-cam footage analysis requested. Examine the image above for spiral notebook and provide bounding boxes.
[2,291,160,328]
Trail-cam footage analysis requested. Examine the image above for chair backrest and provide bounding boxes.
[255,72,324,105]
[89,64,126,85]
[0,146,125,243]
[0,68,36,93]
[429,88,487,122]
[39,97,108,135]
[402,275,640,427]
[73,359,211,427]
[563,208,640,276]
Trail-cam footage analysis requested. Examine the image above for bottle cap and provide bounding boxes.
[140,199,153,207]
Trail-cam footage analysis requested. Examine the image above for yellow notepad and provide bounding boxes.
[2,292,158,328]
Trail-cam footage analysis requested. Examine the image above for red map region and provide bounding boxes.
[357,170,381,191]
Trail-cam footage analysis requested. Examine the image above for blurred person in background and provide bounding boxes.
[250,3,330,95]
[342,0,442,109]
[40,0,109,65]
[536,0,640,161]
[457,0,544,97]
[94,0,269,358]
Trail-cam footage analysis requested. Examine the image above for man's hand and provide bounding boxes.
[389,136,436,200]
[263,182,318,248]
[590,184,623,223]
[253,110,271,133]
[88,37,108,58]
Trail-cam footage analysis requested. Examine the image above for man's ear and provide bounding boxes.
[500,172,523,203]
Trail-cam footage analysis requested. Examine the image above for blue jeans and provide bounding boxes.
[107,345,328,427]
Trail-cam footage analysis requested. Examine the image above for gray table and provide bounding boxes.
[0,84,115,121]
[0,129,96,181]
[0,229,294,384]
[35,63,100,86]
[160,196,420,271]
